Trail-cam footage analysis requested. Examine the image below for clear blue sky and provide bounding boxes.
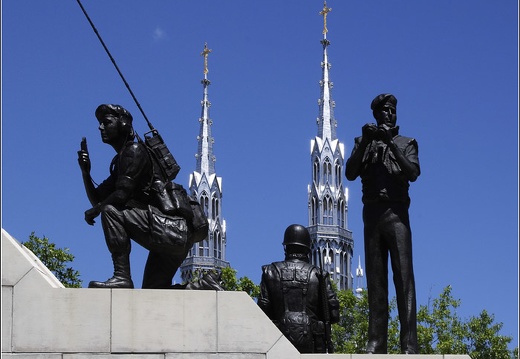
[2,0,518,350]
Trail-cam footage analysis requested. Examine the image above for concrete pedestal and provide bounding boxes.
[2,228,470,359]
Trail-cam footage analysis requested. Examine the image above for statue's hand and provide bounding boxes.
[378,124,393,144]
[362,123,377,141]
[78,137,91,175]
[84,207,100,226]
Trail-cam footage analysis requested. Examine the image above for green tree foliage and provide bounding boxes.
[466,310,516,359]
[418,285,515,358]
[417,285,468,354]
[331,289,369,353]
[22,232,82,288]
[220,267,260,299]
[332,285,516,358]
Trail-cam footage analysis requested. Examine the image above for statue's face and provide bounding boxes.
[98,114,121,144]
[374,104,397,128]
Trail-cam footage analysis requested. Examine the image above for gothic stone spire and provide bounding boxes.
[317,1,337,141]
[195,42,216,175]
[308,3,353,291]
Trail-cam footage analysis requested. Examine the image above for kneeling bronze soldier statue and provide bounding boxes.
[78,104,193,289]
[258,224,339,353]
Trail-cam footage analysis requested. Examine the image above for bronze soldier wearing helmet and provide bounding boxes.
[258,224,339,353]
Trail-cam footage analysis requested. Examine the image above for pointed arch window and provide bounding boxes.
[340,252,344,279]
[322,195,333,225]
[337,199,345,227]
[212,195,219,220]
[311,196,318,225]
[205,236,210,256]
[323,158,332,184]
[200,191,209,216]
[199,231,211,257]
[199,238,208,257]
[329,248,335,276]
[335,160,342,187]
[218,231,222,259]
[213,230,222,259]
[322,198,328,224]
[213,230,219,258]
[313,158,320,183]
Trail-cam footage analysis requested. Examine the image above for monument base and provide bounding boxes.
[1,228,470,359]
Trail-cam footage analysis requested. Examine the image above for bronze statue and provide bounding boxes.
[78,104,192,289]
[345,94,420,354]
[258,224,339,353]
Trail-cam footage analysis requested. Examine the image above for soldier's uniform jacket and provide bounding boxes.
[258,258,339,353]
[352,128,420,206]
[95,140,153,210]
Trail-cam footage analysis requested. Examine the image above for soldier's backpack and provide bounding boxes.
[141,133,209,244]
[274,261,316,353]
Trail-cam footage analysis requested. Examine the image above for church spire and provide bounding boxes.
[308,2,353,291]
[183,43,229,284]
[317,1,336,141]
[195,42,215,175]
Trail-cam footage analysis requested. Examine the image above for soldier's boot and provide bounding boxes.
[88,253,134,288]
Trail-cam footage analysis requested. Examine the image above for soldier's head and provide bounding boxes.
[95,104,134,145]
[283,224,311,259]
[371,93,397,128]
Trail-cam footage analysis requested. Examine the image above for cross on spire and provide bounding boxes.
[201,42,212,74]
[319,1,332,35]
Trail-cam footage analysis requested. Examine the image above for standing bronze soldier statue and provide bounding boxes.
[345,94,420,354]
[258,224,339,353]
[77,104,193,289]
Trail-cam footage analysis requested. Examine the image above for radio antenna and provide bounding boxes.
[75,0,154,130]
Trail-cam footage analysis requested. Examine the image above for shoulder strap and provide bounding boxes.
[131,136,157,194]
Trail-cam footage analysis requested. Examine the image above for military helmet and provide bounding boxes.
[283,224,311,253]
